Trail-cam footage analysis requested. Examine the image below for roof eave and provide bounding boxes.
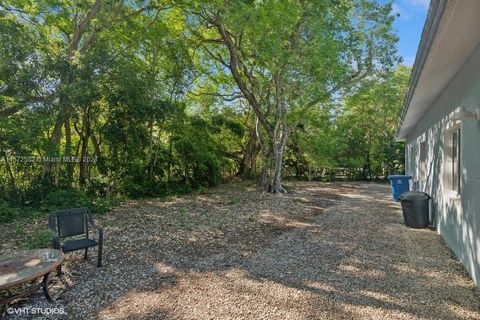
[396,0,448,140]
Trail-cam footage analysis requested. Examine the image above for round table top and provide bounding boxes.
[0,249,64,290]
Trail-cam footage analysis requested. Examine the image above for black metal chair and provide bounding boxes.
[48,208,103,275]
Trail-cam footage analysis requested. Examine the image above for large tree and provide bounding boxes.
[0,0,176,187]
[188,0,399,192]
[334,65,410,178]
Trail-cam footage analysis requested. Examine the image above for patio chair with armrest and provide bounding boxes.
[48,208,103,275]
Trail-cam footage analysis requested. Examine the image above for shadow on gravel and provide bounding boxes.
[90,183,480,319]
[3,182,479,319]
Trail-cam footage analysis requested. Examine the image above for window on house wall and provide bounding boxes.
[419,140,427,181]
[452,128,461,193]
[444,125,461,195]
[407,143,415,176]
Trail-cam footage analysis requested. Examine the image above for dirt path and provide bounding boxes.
[3,182,480,319]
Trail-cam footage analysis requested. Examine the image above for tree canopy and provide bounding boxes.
[0,0,408,220]
[187,0,400,192]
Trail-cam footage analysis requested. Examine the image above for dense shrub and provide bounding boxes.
[0,199,20,223]
[41,189,112,214]
[41,189,91,211]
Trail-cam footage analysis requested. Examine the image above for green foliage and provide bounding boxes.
[41,189,113,214]
[0,0,405,218]
[0,199,20,223]
[173,116,223,187]
[334,66,410,178]
[41,189,91,211]
[23,229,51,250]
[287,66,410,180]
[187,0,400,191]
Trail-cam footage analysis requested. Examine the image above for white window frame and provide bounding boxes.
[451,128,461,193]
[443,122,461,197]
[419,140,427,181]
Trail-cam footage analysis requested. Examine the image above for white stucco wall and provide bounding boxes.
[406,41,480,286]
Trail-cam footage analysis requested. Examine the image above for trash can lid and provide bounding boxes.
[388,175,412,179]
[400,191,430,201]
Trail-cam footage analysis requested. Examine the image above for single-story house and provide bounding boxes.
[397,0,480,287]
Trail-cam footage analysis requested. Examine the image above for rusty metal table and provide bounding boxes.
[0,249,64,304]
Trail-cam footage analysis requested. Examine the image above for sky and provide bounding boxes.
[390,0,430,66]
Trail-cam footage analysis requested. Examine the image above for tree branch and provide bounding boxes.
[214,17,273,138]
[189,91,244,102]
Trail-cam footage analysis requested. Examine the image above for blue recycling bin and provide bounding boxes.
[388,175,412,202]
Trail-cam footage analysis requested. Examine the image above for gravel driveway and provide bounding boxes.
[3,182,480,319]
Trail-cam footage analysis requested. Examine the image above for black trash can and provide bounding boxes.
[399,191,431,228]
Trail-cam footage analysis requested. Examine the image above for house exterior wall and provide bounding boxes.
[405,42,480,286]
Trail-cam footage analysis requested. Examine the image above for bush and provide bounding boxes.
[192,154,221,187]
[0,199,20,223]
[92,197,114,214]
[41,189,91,212]
[41,189,113,214]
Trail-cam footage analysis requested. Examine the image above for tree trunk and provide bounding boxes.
[65,117,73,187]
[257,116,289,193]
[90,133,104,174]
[43,118,63,186]
[2,151,15,187]
[167,134,173,183]
[147,119,155,180]
[152,129,163,181]
[259,146,272,192]
[238,127,260,178]
[363,152,371,180]
[215,19,290,193]
[272,125,288,193]
[271,74,289,193]
[183,154,188,183]
[79,137,89,186]
[42,0,103,188]
[79,115,91,187]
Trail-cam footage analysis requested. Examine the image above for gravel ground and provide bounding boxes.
[1,182,480,319]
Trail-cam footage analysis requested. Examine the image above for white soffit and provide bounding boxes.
[397,0,480,139]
